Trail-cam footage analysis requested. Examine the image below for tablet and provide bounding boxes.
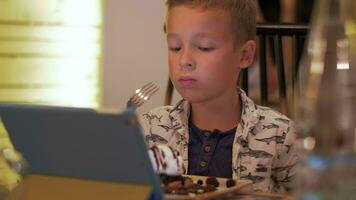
[0,103,162,199]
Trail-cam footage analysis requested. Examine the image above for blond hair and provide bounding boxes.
[165,0,257,44]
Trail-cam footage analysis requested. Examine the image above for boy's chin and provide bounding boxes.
[178,88,219,104]
[180,94,209,104]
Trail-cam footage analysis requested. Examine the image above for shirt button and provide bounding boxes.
[204,145,211,153]
[199,161,207,168]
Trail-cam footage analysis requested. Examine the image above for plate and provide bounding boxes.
[164,175,252,200]
[233,192,294,200]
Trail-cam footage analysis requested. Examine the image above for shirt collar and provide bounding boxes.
[237,88,259,140]
[168,88,260,140]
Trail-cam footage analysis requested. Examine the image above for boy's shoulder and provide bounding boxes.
[239,88,293,134]
[139,99,188,128]
[252,104,295,139]
[141,105,173,123]
[256,105,291,125]
[143,99,186,116]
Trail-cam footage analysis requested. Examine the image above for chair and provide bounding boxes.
[241,23,309,115]
[164,23,309,115]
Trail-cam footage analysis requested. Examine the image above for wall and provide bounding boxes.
[0,0,101,107]
[103,0,179,114]
[0,0,102,189]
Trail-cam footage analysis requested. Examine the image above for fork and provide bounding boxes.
[126,82,159,109]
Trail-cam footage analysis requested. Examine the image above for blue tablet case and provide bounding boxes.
[0,103,162,199]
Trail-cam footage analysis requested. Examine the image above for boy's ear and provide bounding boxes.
[239,40,256,69]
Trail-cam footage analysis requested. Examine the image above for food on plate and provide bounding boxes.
[160,174,218,195]
[148,145,238,195]
[148,144,184,176]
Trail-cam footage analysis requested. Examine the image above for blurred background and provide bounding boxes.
[0,0,167,190]
[0,0,168,114]
[0,0,316,114]
[3,0,356,197]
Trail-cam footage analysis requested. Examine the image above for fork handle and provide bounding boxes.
[126,101,137,110]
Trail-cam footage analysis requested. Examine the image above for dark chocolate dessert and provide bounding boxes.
[160,174,221,195]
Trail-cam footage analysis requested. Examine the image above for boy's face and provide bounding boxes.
[166,6,250,104]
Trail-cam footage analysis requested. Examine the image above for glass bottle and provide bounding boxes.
[294,0,356,199]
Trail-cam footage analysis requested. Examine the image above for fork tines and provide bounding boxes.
[128,82,159,108]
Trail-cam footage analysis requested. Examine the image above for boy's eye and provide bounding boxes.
[169,47,181,52]
[198,47,214,52]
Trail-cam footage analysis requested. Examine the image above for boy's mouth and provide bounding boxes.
[178,76,197,86]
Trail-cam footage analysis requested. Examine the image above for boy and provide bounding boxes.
[140,0,298,193]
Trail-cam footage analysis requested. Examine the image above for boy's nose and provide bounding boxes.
[179,49,196,72]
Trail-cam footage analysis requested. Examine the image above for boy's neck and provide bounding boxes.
[190,89,241,132]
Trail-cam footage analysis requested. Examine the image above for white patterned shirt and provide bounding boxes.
[139,89,298,192]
